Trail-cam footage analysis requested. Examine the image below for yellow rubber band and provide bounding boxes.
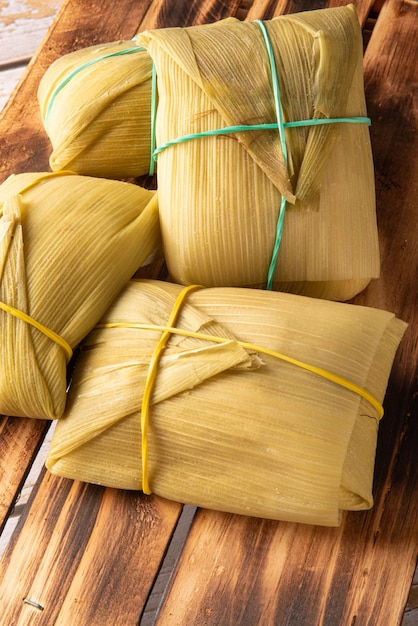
[97,286,384,494]
[0,171,82,361]
[139,284,202,494]
[0,301,73,361]
[101,321,383,420]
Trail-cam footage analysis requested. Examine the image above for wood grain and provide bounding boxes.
[0,1,63,125]
[0,417,49,530]
[0,0,62,66]
[0,470,182,624]
[0,0,417,624]
[139,0,243,29]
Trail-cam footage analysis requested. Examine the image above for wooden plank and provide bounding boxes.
[157,499,417,625]
[243,0,374,24]
[0,66,26,112]
[0,470,182,624]
[0,417,49,531]
[0,424,55,554]
[0,0,62,66]
[139,0,244,28]
[404,567,418,625]
[0,1,64,112]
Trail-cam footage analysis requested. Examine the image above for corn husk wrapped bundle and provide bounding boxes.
[46,279,406,526]
[137,6,380,300]
[0,172,160,420]
[37,41,152,178]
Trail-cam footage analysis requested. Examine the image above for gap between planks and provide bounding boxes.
[0,423,55,557]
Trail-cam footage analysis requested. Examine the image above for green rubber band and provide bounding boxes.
[255,19,287,290]
[255,20,288,166]
[267,195,286,290]
[152,124,277,156]
[286,116,371,128]
[152,117,371,157]
[44,45,146,132]
[149,62,158,176]
[255,20,286,289]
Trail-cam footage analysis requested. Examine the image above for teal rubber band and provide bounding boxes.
[44,45,146,132]
[286,116,371,128]
[153,123,276,156]
[153,117,371,156]
[267,195,286,290]
[255,19,288,290]
[149,62,158,176]
[254,20,288,166]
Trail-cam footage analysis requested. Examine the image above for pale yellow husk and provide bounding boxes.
[46,279,406,526]
[137,6,380,300]
[0,172,160,419]
[37,41,153,178]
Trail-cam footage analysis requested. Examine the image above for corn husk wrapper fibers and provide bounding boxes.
[137,6,380,300]
[38,41,152,178]
[46,279,406,526]
[0,172,160,420]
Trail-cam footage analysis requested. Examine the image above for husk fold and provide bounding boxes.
[0,172,160,419]
[137,6,380,300]
[46,279,406,526]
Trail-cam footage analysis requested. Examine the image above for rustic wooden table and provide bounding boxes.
[0,0,62,111]
[0,1,417,624]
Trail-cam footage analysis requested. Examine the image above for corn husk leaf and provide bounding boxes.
[0,172,160,419]
[137,6,380,300]
[46,279,406,527]
[37,41,153,178]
